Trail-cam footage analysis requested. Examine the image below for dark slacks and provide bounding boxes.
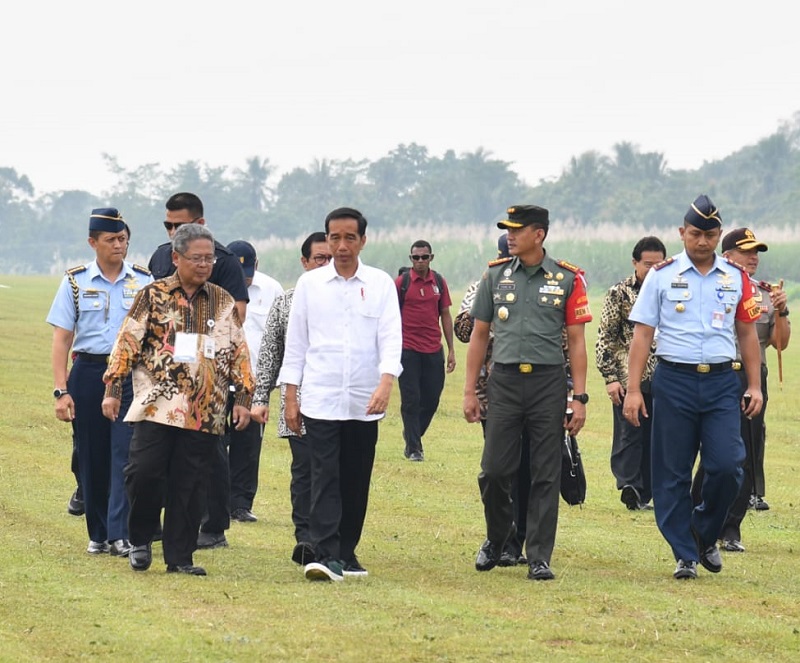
[126,421,216,566]
[304,417,378,563]
[229,420,264,512]
[399,348,445,455]
[610,391,653,502]
[691,365,768,542]
[481,418,530,555]
[68,358,133,542]
[651,363,745,562]
[201,435,230,534]
[288,434,312,543]
[480,364,566,564]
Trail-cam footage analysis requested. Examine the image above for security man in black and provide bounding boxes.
[463,204,592,581]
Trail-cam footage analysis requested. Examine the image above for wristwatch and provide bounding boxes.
[53,388,69,399]
[779,307,790,318]
[572,393,589,404]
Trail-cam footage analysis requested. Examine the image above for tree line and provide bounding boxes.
[1,112,799,286]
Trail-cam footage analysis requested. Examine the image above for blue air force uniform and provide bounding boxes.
[628,197,761,567]
[46,209,153,547]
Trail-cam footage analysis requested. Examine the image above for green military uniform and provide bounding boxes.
[471,250,591,565]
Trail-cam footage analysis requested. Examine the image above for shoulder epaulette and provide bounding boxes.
[652,257,675,271]
[488,256,513,267]
[758,279,772,292]
[65,264,87,276]
[555,258,580,273]
[132,264,151,276]
[723,256,748,274]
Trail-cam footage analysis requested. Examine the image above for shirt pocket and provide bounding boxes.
[665,289,692,304]
[78,293,107,315]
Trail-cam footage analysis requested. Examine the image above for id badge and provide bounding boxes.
[203,336,216,359]
[174,332,199,362]
[711,310,725,329]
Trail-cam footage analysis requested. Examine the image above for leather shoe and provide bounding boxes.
[67,488,84,516]
[109,539,132,557]
[231,508,258,523]
[692,527,722,573]
[292,541,316,566]
[167,564,207,576]
[721,539,746,553]
[527,560,555,581]
[197,532,228,549]
[86,540,109,554]
[129,543,152,571]
[475,540,501,571]
[673,559,698,579]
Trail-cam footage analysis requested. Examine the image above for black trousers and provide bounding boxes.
[480,364,566,564]
[126,421,216,566]
[229,419,264,511]
[399,348,445,455]
[288,434,312,543]
[481,419,530,555]
[201,435,230,534]
[610,391,653,502]
[304,417,378,563]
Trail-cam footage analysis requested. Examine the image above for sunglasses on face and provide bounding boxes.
[163,216,202,231]
[410,254,432,261]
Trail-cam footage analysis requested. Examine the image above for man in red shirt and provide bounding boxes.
[396,240,456,461]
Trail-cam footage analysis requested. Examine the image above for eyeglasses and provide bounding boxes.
[410,254,432,261]
[179,253,217,266]
[163,216,202,231]
[311,254,333,265]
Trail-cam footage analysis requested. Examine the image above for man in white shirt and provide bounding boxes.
[222,241,284,523]
[279,207,403,582]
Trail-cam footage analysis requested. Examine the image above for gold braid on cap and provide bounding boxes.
[690,203,720,223]
[91,213,124,221]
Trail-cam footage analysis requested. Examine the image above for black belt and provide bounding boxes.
[75,352,110,364]
[493,362,561,374]
[658,359,740,373]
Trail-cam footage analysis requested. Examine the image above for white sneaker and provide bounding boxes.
[304,560,344,582]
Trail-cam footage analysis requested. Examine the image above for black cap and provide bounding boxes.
[89,208,125,233]
[684,194,721,230]
[497,205,549,230]
[227,240,257,278]
[721,228,768,253]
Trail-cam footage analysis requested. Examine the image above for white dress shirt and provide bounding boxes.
[278,259,403,421]
[244,270,284,370]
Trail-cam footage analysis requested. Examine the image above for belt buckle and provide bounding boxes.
[519,363,533,374]
[697,363,711,373]
[732,361,742,371]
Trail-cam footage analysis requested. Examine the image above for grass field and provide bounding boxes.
[0,275,798,662]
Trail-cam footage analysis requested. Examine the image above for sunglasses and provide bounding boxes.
[163,216,202,231]
[410,254,432,261]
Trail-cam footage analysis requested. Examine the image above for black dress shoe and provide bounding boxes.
[673,559,698,579]
[129,543,152,572]
[167,564,207,576]
[231,508,258,523]
[109,539,132,557]
[475,540,501,572]
[292,541,316,566]
[527,560,555,581]
[67,488,85,516]
[692,527,722,573]
[197,532,228,549]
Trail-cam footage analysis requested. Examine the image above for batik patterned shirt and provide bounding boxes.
[595,273,657,387]
[103,273,254,435]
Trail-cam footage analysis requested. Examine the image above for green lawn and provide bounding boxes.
[0,275,798,662]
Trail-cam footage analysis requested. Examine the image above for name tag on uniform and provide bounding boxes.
[174,332,198,362]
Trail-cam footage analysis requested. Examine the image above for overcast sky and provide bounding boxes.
[3,0,798,196]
